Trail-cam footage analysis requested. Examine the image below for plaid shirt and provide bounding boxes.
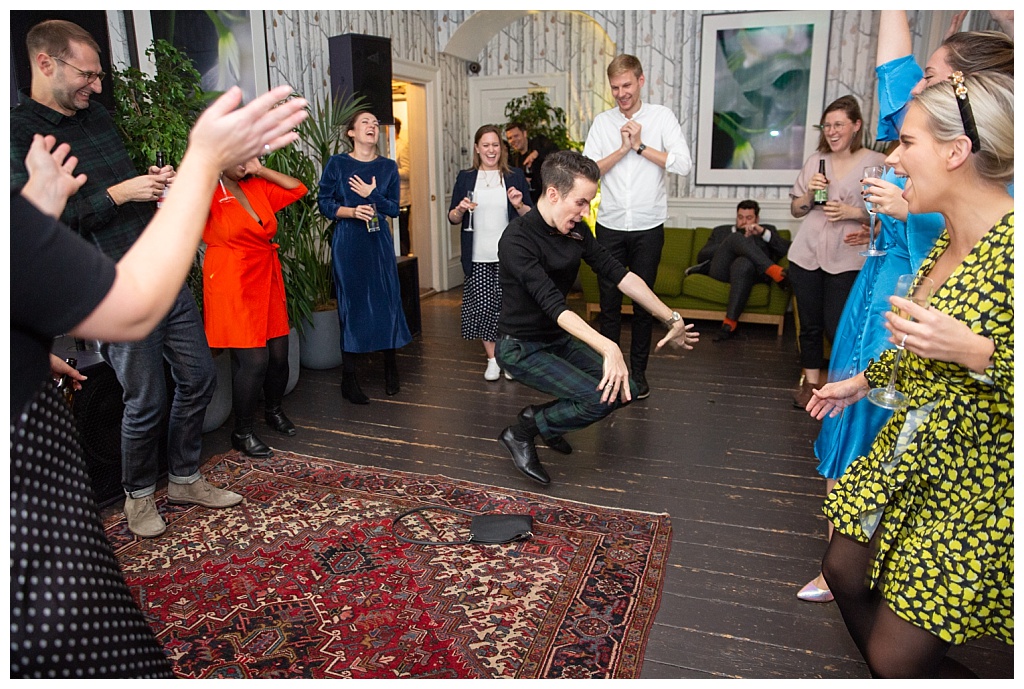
[10,94,154,261]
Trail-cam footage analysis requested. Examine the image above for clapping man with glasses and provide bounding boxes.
[10,20,241,539]
[494,151,699,485]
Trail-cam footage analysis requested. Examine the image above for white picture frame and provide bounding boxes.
[131,10,269,104]
[696,10,831,186]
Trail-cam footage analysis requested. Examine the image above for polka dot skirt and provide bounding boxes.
[9,383,174,678]
[461,261,501,342]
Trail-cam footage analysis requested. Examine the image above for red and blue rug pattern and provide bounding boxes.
[104,450,672,678]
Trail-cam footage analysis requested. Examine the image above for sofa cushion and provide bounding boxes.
[682,274,771,308]
[653,264,685,297]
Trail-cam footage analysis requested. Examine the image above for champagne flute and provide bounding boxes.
[366,202,380,232]
[466,190,476,231]
[867,274,934,409]
[217,174,234,204]
[859,165,886,257]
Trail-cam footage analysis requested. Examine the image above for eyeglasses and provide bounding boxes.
[49,55,105,84]
[820,122,850,132]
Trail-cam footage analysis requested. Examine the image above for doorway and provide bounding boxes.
[391,62,441,294]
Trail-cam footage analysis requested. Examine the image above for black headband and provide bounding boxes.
[950,71,981,154]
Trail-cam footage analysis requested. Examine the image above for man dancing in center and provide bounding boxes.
[495,151,699,485]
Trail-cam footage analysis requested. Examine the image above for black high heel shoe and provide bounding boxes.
[341,372,370,404]
[231,430,273,458]
[264,405,297,436]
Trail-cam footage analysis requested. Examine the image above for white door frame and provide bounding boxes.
[392,58,448,293]
[468,72,570,135]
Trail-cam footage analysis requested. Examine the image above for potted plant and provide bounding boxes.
[503,90,582,152]
[266,94,365,371]
[111,39,236,432]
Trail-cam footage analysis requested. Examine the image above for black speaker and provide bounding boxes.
[328,33,393,125]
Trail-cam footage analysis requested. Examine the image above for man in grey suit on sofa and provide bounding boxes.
[687,200,790,341]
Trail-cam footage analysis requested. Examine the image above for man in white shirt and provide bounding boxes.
[583,54,692,398]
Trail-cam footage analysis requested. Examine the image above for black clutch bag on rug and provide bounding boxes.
[392,505,534,546]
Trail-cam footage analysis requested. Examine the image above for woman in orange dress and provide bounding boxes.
[203,158,307,457]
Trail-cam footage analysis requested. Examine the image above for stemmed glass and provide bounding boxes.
[860,165,886,257]
[217,174,234,204]
[466,190,476,231]
[867,274,935,409]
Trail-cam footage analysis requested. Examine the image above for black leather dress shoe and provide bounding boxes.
[517,406,572,455]
[498,427,550,485]
[264,406,297,436]
[231,431,273,458]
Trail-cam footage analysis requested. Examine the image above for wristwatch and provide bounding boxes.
[664,311,681,327]
[636,144,647,156]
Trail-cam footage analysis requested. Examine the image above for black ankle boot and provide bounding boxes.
[341,372,370,404]
[384,364,400,396]
[264,404,297,436]
[231,429,273,458]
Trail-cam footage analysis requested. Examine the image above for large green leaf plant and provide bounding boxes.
[111,39,209,310]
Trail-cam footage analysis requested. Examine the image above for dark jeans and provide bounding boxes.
[595,223,664,374]
[707,233,774,321]
[788,264,859,369]
[100,286,216,498]
[496,334,638,438]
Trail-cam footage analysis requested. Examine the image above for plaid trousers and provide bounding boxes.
[496,334,638,439]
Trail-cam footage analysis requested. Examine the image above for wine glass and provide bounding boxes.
[217,175,234,204]
[859,165,886,257]
[366,203,380,232]
[466,190,476,231]
[867,274,935,409]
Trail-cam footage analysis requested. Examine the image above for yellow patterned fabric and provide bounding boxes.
[824,211,1014,646]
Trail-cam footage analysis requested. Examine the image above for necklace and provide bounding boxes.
[479,170,501,188]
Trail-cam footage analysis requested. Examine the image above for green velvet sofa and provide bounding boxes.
[578,226,793,336]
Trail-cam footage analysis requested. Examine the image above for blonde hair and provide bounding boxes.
[912,72,1014,185]
[607,54,643,80]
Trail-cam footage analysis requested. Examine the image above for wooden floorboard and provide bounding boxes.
[194,287,1014,679]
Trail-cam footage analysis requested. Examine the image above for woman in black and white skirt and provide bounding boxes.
[448,125,531,380]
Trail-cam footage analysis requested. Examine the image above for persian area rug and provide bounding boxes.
[103,450,672,679]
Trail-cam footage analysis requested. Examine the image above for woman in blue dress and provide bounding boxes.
[797,10,1014,602]
[318,110,412,404]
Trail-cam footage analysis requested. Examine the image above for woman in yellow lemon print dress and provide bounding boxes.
[806,71,1013,678]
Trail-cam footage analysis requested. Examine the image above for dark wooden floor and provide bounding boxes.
[198,288,1014,679]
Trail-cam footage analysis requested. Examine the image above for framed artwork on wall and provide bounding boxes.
[131,10,269,104]
[696,10,831,186]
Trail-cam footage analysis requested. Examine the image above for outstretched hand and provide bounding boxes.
[188,85,307,172]
[806,374,870,420]
[656,320,699,351]
[20,134,87,218]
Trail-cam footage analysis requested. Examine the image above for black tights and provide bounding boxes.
[230,335,289,430]
[822,532,974,678]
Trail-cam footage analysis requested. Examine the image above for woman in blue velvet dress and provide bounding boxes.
[797,10,1013,603]
[318,110,411,404]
